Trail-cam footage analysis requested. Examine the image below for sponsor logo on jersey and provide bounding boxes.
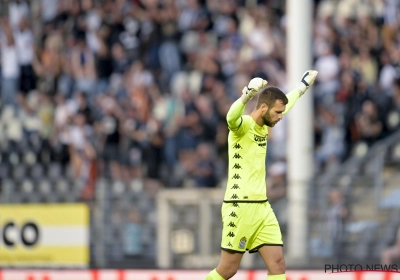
[254,135,267,142]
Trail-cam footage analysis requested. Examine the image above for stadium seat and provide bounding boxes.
[0,163,10,179]
[38,179,52,194]
[390,143,400,162]
[48,162,62,179]
[12,164,27,180]
[21,179,35,194]
[30,164,45,180]
[55,179,70,194]
[23,150,37,166]
[352,141,369,158]
[112,180,126,197]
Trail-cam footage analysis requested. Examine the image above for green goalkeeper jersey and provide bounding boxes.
[223,89,301,203]
[224,115,269,202]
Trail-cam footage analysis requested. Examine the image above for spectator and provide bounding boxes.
[267,161,287,202]
[354,99,383,145]
[381,225,400,265]
[326,188,349,263]
[1,17,19,108]
[71,36,97,100]
[14,17,36,107]
[315,107,345,170]
[314,42,340,106]
[96,95,123,180]
[1,0,400,267]
[123,208,144,256]
[8,0,29,29]
[191,142,217,188]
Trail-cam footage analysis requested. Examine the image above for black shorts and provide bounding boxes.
[102,144,120,162]
[19,64,36,94]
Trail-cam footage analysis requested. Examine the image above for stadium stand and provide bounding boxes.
[0,0,400,269]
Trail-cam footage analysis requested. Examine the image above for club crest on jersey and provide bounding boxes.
[239,236,247,249]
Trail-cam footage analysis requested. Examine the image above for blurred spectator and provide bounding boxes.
[326,188,349,263]
[381,225,400,265]
[0,0,398,192]
[96,95,123,180]
[354,99,383,146]
[123,208,144,256]
[33,33,63,96]
[315,106,345,170]
[15,16,36,107]
[68,112,95,183]
[385,77,400,132]
[71,36,97,100]
[191,142,217,188]
[378,51,397,94]
[1,0,400,267]
[1,17,19,108]
[8,0,29,29]
[267,161,287,202]
[314,42,340,106]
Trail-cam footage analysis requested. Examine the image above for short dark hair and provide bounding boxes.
[256,87,288,109]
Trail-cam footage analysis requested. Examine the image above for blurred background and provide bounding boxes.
[0,0,400,275]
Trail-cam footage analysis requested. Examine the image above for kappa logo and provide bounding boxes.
[232,203,240,207]
[230,194,239,199]
[233,153,242,159]
[231,184,240,189]
[229,211,238,217]
[227,242,233,247]
[231,174,241,179]
[233,143,242,149]
[233,163,242,169]
[239,236,247,249]
[227,222,237,227]
[227,231,235,237]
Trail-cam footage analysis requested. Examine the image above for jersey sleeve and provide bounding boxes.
[282,89,301,116]
[226,99,245,129]
[228,115,252,138]
[226,99,251,137]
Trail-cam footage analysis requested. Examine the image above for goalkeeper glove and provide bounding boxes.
[297,70,318,96]
[241,77,268,104]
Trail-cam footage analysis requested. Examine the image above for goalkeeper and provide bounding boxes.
[205,71,318,280]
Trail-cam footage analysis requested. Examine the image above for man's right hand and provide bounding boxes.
[241,77,268,104]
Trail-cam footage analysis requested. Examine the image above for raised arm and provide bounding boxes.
[227,77,268,130]
[226,99,246,130]
[283,70,318,115]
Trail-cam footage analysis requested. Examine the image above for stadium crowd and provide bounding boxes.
[1,0,400,193]
[1,0,400,265]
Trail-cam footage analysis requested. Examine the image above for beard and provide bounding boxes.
[263,112,276,127]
